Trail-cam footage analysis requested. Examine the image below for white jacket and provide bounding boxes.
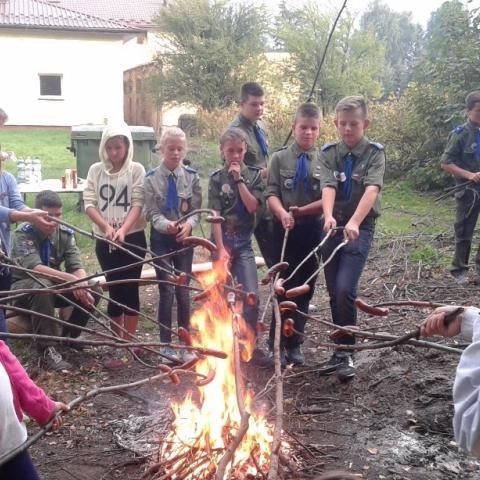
[83,122,146,236]
[454,307,480,457]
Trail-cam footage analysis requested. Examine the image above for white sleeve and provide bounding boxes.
[453,307,480,456]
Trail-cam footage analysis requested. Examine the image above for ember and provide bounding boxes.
[154,259,273,479]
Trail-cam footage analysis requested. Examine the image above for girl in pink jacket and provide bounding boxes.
[0,338,68,479]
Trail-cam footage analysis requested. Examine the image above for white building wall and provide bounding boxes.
[0,29,126,126]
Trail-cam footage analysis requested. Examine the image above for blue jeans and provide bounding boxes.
[269,219,323,350]
[222,230,259,332]
[322,224,374,345]
[151,230,193,343]
[0,269,12,345]
[0,450,40,480]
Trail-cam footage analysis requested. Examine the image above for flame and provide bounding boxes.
[160,259,273,478]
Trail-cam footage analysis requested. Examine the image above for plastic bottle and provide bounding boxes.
[33,157,42,183]
[17,158,25,183]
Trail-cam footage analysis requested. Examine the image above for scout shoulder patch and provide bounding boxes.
[19,223,34,233]
[453,125,465,134]
[183,165,197,174]
[369,142,384,150]
[321,142,337,151]
[59,225,73,235]
[145,169,155,177]
[210,168,222,177]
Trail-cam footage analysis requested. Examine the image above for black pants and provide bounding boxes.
[95,231,147,316]
[0,269,11,340]
[269,219,322,350]
[254,215,276,269]
[451,189,480,275]
[0,450,40,480]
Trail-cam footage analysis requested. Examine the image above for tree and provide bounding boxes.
[274,2,385,112]
[152,0,268,111]
[406,1,480,188]
[360,0,423,97]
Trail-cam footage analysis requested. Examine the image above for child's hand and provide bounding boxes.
[228,163,242,181]
[50,402,70,431]
[344,220,359,241]
[421,306,463,338]
[280,210,294,230]
[323,215,337,233]
[113,228,126,244]
[469,171,480,183]
[103,224,116,241]
[176,223,192,242]
[167,222,180,235]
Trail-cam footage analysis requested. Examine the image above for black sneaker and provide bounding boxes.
[317,353,343,375]
[248,347,268,366]
[286,346,305,366]
[41,346,72,371]
[336,353,355,382]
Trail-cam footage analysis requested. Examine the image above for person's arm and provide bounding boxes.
[113,206,142,244]
[321,187,337,231]
[290,199,323,219]
[266,154,293,229]
[177,172,202,243]
[229,164,258,214]
[442,163,480,183]
[421,306,480,456]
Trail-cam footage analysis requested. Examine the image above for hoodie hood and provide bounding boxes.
[98,122,134,176]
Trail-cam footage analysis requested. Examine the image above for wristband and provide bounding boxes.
[235,177,245,184]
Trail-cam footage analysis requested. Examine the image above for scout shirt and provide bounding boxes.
[229,114,268,169]
[441,121,480,192]
[208,163,264,233]
[318,137,385,224]
[144,162,202,234]
[265,142,322,211]
[10,223,84,283]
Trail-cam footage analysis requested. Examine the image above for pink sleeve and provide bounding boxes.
[0,341,55,425]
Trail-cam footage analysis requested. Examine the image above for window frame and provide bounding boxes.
[38,73,64,100]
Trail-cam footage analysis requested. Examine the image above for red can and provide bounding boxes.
[61,176,66,189]
[72,168,77,189]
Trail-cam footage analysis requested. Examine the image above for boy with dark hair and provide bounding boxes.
[265,102,324,367]
[441,90,480,285]
[318,95,385,381]
[229,82,274,267]
[10,190,98,371]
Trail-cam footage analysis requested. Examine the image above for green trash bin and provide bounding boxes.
[69,125,158,179]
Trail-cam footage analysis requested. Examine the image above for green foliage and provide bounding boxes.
[360,1,423,97]
[152,0,268,111]
[403,1,480,189]
[274,2,385,111]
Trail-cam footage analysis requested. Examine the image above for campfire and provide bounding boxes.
[151,259,273,479]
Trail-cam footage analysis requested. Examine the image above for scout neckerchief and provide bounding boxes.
[343,152,354,201]
[40,237,52,266]
[293,152,311,192]
[165,172,179,215]
[254,124,268,159]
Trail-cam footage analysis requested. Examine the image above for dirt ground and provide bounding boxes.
[24,232,480,479]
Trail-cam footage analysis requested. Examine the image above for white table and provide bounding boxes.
[18,178,85,202]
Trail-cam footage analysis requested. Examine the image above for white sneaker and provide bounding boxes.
[160,346,180,362]
[181,349,198,363]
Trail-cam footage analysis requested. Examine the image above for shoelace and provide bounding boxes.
[46,346,63,364]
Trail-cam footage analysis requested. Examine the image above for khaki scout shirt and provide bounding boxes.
[318,137,385,223]
[441,121,480,191]
[229,114,268,169]
[144,162,202,234]
[265,142,322,211]
[10,223,84,282]
[208,163,264,232]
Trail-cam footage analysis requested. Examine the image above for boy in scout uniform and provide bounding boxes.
[208,128,266,363]
[318,96,385,381]
[229,82,275,268]
[144,127,201,361]
[266,102,324,367]
[10,190,98,371]
[441,91,480,284]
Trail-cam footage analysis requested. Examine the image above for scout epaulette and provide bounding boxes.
[183,165,197,174]
[369,142,384,150]
[210,168,222,177]
[145,168,156,177]
[19,223,34,233]
[59,225,73,235]
[321,142,337,151]
[247,165,263,171]
[453,125,465,134]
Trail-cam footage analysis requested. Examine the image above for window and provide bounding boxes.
[39,74,62,97]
